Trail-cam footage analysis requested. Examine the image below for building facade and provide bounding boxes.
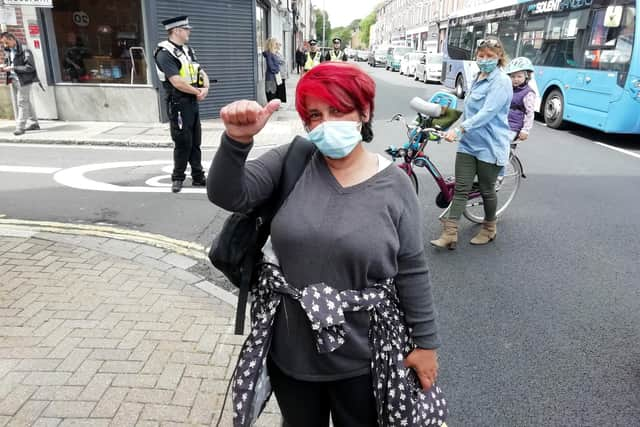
[0,0,306,123]
[372,0,464,52]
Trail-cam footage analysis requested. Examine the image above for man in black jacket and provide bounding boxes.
[0,32,40,136]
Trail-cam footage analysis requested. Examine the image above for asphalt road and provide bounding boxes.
[1,62,639,426]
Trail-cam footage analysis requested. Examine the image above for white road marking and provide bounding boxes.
[592,141,640,160]
[53,160,205,193]
[145,175,172,187]
[1,144,278,193]
[0,166,61,173]
[0,142,280,152]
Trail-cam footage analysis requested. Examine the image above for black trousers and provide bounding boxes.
[168,96,204,182]
[267,358,377,427]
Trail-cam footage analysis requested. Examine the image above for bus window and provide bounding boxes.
[498,21,519,58]
[520,18,545,59]
[585,6,635,71]
[537,10,588,68]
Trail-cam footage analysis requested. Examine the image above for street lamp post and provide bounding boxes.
[322,0,326,48]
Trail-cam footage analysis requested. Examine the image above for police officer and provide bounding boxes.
[154,16,210,193]
[303,39,322,72]
[324,37,348,62]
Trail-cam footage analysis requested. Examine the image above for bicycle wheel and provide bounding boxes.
[463,154,522,223]
[409,170,419,195]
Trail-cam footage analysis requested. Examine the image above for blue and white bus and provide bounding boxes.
[442,0,639,133]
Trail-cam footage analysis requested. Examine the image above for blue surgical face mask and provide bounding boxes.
[477,58,499,74]
[307,121,362,159]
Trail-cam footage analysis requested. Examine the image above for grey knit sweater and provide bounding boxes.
[208,134,440,381]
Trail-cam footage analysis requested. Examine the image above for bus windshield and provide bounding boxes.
[442,0,640,134]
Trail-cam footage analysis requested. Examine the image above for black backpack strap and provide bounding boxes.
[233,137,316,335]
[275,136,316,209]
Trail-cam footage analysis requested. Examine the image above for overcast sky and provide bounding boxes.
[318,0,379,28]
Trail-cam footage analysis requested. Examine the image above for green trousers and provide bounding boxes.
[445,152,502,221]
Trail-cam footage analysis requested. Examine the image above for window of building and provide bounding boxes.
[51,0,147,84]
[256,4,268,79]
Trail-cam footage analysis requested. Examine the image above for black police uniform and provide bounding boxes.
[154,16,206,193]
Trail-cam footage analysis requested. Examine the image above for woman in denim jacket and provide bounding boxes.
[431,38,513,249]
[263,38,281,102]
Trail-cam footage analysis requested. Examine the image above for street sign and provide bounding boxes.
[0,6,17,25]
[4,0,53,7]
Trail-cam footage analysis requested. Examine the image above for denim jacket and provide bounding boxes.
[459,67,513,166]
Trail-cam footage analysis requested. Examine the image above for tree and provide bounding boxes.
[347,19,361,31]
[330,26,353,46]
[359,9,377,47]
[314,8,331,47]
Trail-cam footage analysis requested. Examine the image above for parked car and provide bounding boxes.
[400,52,426,77]
[357,50,369,62]
[344,47,356,60]
[386,46,414,71]
[415,52,443,83]
[368,48,387,67]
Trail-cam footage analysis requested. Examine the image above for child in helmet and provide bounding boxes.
[505,57,536,142]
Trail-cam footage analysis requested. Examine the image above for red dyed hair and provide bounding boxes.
[296,62,376,127]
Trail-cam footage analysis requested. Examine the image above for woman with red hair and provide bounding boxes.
[208,62,444,427]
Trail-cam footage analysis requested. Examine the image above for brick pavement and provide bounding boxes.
[0,225,282,427]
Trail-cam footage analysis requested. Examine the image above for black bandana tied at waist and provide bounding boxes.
[229,263,448,426]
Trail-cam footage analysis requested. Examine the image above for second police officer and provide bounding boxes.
[324,37,348,62]
[154,16,210,193]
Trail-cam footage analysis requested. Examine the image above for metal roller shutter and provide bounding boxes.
[155,0,256,119]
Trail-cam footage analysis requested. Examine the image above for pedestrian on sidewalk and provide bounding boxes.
[433,37,512,249]
[295,44,306,74]
[274,40,288,103]
[154,15,210,193]
[1,32,41,136]
[208,62,444,427]
[263,38,286,103]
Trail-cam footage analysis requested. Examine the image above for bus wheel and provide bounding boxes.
[544,89,565,129]
[455,75,465,98]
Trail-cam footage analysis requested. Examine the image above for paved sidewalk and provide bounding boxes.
[0,73,304,149]
[0,224,281,427]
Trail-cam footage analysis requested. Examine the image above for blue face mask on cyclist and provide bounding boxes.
[307,121,362,159]
[477,58,499,74]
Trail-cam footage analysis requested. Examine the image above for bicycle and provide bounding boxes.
[385,95,524,224]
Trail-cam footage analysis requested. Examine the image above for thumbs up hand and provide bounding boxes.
[220,99,281,144]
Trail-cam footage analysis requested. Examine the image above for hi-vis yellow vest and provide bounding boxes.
[304,51,322,70]
[155,40,200,86]
[329,50,344,61]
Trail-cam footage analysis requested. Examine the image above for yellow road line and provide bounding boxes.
[0,218,207,260]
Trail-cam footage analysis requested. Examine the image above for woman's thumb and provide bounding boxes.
[263,99,281,117]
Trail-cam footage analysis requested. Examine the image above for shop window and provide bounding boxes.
[51,0,147,84]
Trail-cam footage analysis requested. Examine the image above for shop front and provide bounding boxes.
[39,0,157,121]
[2,0,258,122]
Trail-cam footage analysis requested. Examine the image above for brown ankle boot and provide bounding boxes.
[430,219,458,250]
[470,220,497,245]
